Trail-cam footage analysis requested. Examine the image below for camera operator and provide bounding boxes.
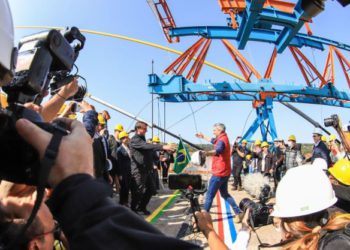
[231,138,249,191]
[328,159,350,213]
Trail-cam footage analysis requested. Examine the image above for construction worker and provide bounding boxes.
[152,135,162,190]
[271,164,350,250]
[329,134,345,163]
[114,131,132,206]
[250,139,262,173]
[257,142,273,176]
[328,159,350,212]
[312,128,331,167]
[283,135,303,177]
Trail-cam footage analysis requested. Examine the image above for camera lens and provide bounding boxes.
[324,117,334,127]
[239,198,257,212]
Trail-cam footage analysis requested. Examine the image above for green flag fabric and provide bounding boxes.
[173,139,191,174]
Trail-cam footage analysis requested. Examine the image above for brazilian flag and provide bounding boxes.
[173,139,191,174]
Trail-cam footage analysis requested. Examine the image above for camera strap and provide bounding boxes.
[5,129,63,249]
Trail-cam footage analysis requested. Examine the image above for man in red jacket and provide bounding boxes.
[196,123,241,217]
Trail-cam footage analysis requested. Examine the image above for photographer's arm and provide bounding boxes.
[195,211,229,250]
[15,119,201,249]
[41,79,78,122]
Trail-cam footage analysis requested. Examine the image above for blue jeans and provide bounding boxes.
[204,175,241,214]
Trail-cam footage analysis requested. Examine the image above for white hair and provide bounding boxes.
[213,123,226,132]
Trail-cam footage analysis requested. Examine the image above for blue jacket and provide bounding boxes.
[312,141,331,167]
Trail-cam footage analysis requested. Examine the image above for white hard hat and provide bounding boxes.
[312,158,328,171]
[313,127,323,135]
[191,151,206,166]
[0,0,15,71]
[271,164,337,218]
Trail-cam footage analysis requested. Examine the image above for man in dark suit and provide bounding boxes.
[311,128,331,167]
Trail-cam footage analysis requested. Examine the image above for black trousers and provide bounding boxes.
[161,163,169,182]
[130,170,156,211]
[119,173,131,205]
[233,164,243,188]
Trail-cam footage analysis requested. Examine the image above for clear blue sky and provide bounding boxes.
[8,0,350,144]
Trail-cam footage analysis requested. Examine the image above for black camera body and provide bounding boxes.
[0,27,85,185]
[324,114,340,128]
[239,198,273,228]
[239,184,273,228]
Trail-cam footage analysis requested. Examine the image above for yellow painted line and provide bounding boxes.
[146,189,181,223]
[16,26,247,82]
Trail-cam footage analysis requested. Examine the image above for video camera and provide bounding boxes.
[0,27,85,185]
[324,114,340,129]
[239,184,273,228]
[169,174,206,232]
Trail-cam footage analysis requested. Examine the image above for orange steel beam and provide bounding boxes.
[321,46,335,88]
[289,46,326,87]
[177,39,206,75]
[218,0,295,14]
[264,48,278,79]
[164,38,205,74]
[222,39,262,82]
[152,0,179,43]
[333,47,350,88]
[188,39,212,82]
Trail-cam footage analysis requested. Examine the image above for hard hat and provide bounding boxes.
[118,131,129,140]
[0,92,8,108]
[288,135,296,141]
[254,139,261,146]
[97,114,106,125]
[321,135,327,142]
[241,139,248,144]
[0,0,15,73]
[68,114,77,120]
[114,123,124,132]
[57,104,67,115]
[271,164,337,218]
[313,127,323,136]
[261,141,269,148]
[329,134,337,141]
[329,159,350,186]
[191,151,206,166]
[312,158,328,171]
[152,135,160,143]
[246,154,252,160]
[274,138,282,142]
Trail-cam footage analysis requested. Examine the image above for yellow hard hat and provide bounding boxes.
[98,114,106,125]
[321,135,327,142]
[118,131,129,140]
[288,134,296,141]
[329,134,337,141]
[261,141,269,148]
[57,104,67,115]
[0,92,8,108]
[68,114,77,120]
[254,139,261,146]
[152,135,160,143]
[114,123,124,132]
[242,139,248,144]
[246,154,252,160]
[329,159,350,186]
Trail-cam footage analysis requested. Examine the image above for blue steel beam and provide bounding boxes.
[148,74,350,108]
[169,26,350,52]
[238,0,265,49]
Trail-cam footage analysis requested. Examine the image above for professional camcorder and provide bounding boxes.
[239,184,273,228]
[0,27,85,185]
[169,174,206,232]
[324,114,340,128]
